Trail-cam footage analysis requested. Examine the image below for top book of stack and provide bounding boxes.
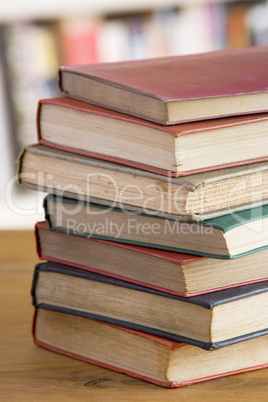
[59,46,268,125]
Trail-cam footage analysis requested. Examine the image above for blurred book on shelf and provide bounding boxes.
[226,3,250,48]
[0,34,14,194]
[0,21,60,157]
[247,2,268,46]
[60,18,104,65]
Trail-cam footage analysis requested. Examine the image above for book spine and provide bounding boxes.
[16,145,28,186]
[34,222,42,259]
[43,196,53,229]
[36,100,42,142]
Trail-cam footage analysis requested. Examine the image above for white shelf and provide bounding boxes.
[0,0,245,23]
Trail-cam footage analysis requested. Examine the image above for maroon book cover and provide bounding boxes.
[58,46,268,125]
[37,96,268,177]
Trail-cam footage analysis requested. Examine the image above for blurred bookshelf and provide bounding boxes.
[0,0,267,229]
[0,0,254,22]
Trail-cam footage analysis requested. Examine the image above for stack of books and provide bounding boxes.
[17,46,268,388]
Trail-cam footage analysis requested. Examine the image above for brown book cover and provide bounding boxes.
[58,46,268,125]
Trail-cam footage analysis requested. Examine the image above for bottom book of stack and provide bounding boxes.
[31,261,268,388]
[33,308,268,388]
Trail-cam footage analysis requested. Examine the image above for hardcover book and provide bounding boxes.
[31,262,268,350]
[33,308,268,388]
[37,96,268,177]
[36,221,268,297]
[58,46,268,125]
[44,195,268,259]
[17,144,268,221]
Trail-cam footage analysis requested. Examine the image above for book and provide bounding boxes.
[60,19,103,66]
[37,96,268,177]
[0,40,16,189]
[43,195,268,259]
[17,144,268,222]
[171,5,215,55]
[33,308,268,388]
[247,3,268,47]
[36,221,268,297]
[58,46,268,125]
[0,22,59,156]
[226,4,250,49]
[31,261,268,350]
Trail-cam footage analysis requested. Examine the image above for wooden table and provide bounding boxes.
[1,230,267,401]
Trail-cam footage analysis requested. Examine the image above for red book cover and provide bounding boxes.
[37,96,268,177]
[58,46,268,125]
[32,309,268,388]
[61,19,103,65]
[35,222,268,297]
[35,221,200,297]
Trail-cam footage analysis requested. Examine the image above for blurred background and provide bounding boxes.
[0,0,268,229]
